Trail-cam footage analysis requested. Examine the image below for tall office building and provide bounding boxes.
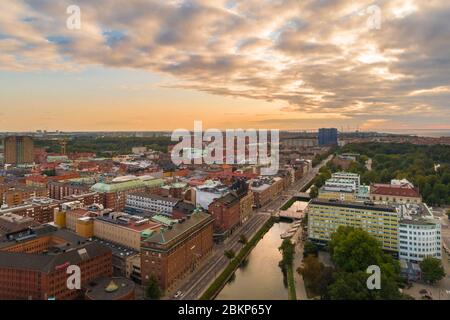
[318,128,338,146]
[3,136,34,165]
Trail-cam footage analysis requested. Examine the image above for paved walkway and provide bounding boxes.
[292,225,308,300]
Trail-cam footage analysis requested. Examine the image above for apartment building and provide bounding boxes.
[397,203,442,262]
[125,193,179,215]
[308,199,399,252]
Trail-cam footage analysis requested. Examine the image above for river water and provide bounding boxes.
[215,221,292,300]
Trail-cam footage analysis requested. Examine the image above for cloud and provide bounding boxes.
[0,0,449,127]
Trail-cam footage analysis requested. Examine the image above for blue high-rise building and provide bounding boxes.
[318,128,338,146]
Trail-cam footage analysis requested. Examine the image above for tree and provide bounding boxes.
[327,271,403,300]
[224,249,235,260]
[279,239,295,266]
[298,255,333,297]
[309,186,319,199]
[303,240,319,258]
[420,257,445,284]
[145,275,162,300]
[238,234,248,244]
[329,226,395,273]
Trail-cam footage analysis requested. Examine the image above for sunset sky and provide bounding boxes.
[0,0,449,131]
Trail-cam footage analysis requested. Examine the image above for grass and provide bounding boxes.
[199,218,274,300]
[280,197,297,211]
[286,264,297,300]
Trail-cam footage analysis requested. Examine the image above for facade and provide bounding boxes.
[3,136,34,165]
[90,177,164,211]
[1,185,48,207]
[141,212,214,292]
[126,193,179,215]
[371,181,421,204]
[239,191,254,223]
[0,197,60,224]
[48,180,91,200]
[0,226,112,300]
[208,192,241,236]
[250,177,284,208]
[318,128,338,146]
[397,203,441,262]
[93,212,161,250]
[308,199,399,252]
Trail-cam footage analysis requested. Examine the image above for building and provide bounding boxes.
[0,197,60,224]
[239,190,254,224]
[90,176,164,211]
[308,199,399,252]
[141,212,214,292]
[91,238,141,282]
[3,136,34,165]
[208,192,241,237]
[0,225,112,300]
[250,177,284,208]
[125,193,179,215]
[370,180,421,204]
[318,172,365,202]
[0,213,39,236]
[318,128,338,146]
[397,203,441,263]
[192,180,229,210]
[48,180,92,200]
[93,212,161,250]
[1,184,48,207]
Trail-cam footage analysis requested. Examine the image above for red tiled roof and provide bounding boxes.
[370,184,420,198]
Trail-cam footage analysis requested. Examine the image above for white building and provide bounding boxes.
[397,203,442,263]
[194,180,229,210]
[331,172,360,188]
[126,193,179,215]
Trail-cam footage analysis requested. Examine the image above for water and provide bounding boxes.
[215,222,292,300]
[382,129,450,138]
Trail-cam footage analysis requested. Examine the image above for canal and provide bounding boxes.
[215,221,292,300]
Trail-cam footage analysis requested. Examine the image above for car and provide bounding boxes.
[173,291,182,298]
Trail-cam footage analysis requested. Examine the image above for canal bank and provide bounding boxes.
[215,221,294,300]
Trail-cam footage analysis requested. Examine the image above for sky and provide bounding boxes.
[0,0,449,132]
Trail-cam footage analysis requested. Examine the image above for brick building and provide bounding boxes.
[0,225,112,300]
[0,197,60,224]
[141,212,213,292]
[208,192,241,237]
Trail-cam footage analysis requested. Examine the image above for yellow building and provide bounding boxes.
[307,199,399,252]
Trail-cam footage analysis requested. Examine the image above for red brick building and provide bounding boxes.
[141,212,213,292]
[0,226,112,300]
[208,192,241,236]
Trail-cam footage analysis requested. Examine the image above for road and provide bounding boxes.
[174,155,333,300]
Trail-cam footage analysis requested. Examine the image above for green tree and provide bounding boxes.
[420,257,445,284]
[224,249,235,260]
[303,240,319,258]
[309,186,319,199]
[329,226,397,274]
[145,275,162,300]
[238,234,248,244]
[279,239,295,266]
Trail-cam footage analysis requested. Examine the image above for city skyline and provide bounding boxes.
[1,0,450,132]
